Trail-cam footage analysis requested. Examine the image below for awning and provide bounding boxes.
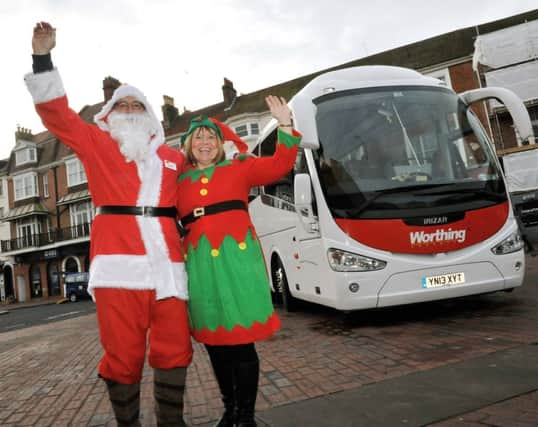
[2,203,49,221]
[56,189,92,206]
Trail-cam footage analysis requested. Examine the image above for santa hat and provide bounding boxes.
[181,115,248,153]
[93,84,164,144]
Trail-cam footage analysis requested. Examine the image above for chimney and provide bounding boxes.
[15,125,33,142]
[103,76,121,102]
[222,78,237,109]
[161,95,179,129]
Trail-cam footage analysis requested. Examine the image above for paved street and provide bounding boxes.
[0,300,95,333]
[0,255,537,426]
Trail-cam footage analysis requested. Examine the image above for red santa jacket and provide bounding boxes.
[24,69,188,300]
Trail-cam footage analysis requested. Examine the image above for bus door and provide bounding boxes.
[292,151,323,300]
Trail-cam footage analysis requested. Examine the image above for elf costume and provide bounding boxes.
[177,117,300,344]
[177,115,301,427]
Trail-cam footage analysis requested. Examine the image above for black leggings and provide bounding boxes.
[205,343,258,365]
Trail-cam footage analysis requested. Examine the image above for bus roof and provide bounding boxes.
[293,65,443,100]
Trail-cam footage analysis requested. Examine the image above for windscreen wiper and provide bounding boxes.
[417,187,506,202]
[345,186,418,218]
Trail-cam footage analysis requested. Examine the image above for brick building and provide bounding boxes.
[2,10,536,302]
[0,78,120,302]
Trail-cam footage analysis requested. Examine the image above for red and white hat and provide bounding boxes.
[93,84,164,144]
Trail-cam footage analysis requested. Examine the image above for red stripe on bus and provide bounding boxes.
[334,202,509,254]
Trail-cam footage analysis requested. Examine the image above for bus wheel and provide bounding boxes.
[274,260,297,312]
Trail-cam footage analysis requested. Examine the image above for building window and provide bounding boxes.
[46,217,53,241]
[235,125,248,137]
[70,200,93,227]
[69,200,93,238]
[528,105,538,137]
[235,123,260,138]
[426,68,452,88]
[65,257,79,273]
[0,207,4,218]
[0,179,3,196]
[16,217,41,247]
[14,172,38,200]
[66,158,87,187]
[43,174,49,198]
[15,147,37,166]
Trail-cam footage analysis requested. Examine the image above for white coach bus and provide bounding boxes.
[248,65,534,312]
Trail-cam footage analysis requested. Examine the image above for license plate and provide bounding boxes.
[422,272,465,288]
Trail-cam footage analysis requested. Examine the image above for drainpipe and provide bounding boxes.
[473,25,496,144]
[52,166,60,230]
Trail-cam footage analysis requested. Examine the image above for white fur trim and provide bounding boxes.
[135,148,178,300]
[24,68,66,104]
[88,254,188,301]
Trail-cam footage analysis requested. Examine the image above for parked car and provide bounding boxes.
[64,272,90,302]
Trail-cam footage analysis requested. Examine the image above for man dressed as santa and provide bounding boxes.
[26,21,192,427]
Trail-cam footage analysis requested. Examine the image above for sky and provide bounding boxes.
[1,0,537,160]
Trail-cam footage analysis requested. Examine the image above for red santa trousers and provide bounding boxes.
[94,288,192,384]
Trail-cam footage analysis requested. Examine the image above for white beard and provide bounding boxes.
[108,112,154,163]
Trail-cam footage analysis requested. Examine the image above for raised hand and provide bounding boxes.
[265,95,292,129]
[32,21,56,55]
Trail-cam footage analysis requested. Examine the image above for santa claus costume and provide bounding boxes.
[25,55,192,426]
[177,116,301,427]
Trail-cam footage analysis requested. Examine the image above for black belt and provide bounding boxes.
[96,205,177,218]
[181,200,248,226]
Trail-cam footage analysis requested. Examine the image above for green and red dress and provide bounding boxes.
[176,129,301,345]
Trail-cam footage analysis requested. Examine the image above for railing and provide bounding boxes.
[0,223,91,252]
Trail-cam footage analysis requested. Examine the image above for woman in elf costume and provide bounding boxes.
[177,95,301,427]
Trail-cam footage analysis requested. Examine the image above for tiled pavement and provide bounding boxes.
[1,256,538,426]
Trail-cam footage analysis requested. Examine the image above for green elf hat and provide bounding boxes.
[180,115,223,145]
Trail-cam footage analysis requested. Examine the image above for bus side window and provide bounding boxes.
[259,129,277,157]
[248,186,260,202]
[295,148,318,217]
[295,148,307,174]
[258,129,294,207]
[265,175,294,204]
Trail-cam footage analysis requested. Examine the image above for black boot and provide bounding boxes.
[103,378,141,427]
[154,367,187,427]
[235,359,259,427]
[208,353,237,427]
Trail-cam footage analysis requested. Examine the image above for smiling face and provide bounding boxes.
[188,127,224,168]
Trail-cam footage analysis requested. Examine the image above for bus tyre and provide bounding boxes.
[69,293,77,303]
[274,260,297,312]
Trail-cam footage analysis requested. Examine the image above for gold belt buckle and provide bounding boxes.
[193,207,205,218]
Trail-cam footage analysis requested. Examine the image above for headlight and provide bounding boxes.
[327,248,386,272]
[491,231,524,255]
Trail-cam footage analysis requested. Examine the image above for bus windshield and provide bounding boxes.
[313,86,507,219]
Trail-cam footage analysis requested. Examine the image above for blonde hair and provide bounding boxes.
[184,127,225,166]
